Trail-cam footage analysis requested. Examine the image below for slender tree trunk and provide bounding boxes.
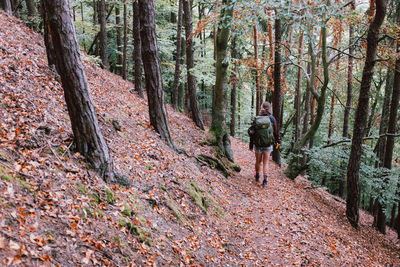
[93,0,97,25]
[121,0,128,79]
[343,1,356,139]
[115,5,122,75]
[230,35,237,137]
[40,0,129,186]
[133,0,144,98]
[302,47,312,137]
[138,0,174,148]
[254,24,261,115]
[183,0,204,130]
[25,0,36,16]
[272,17,282,166]
[172,0,183,111]
[211,0,234,161]
[294,30,304,142]
[98,0,109,69]
[346,0,387,229]
[40,2,57,71]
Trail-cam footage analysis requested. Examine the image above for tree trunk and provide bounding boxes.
[93,0,97,25]
[346,0,387,229]
[138,0,175,148]
[99,0,109,69]
[183,0,204,130]
[375,71,393,167]
[172,0,183,111]
[286,27,329,179]
[211,0,234,161]
[294,30,303,142]
[40,0,128,186]
[25,0,36,16]
[115,5,122,75]
[40,2,57,71]
[121,0,128,79]
[254,24,261,115]
[132,0,144,98]
[11,0,19,17]
[272,17,282,166]
[1,0,12,14]
[230,35,237,137]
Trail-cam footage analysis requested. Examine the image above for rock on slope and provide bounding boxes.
[0,11,400,266]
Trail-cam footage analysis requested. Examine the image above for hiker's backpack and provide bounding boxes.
[253,115,275,147]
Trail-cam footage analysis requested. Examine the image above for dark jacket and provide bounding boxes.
[249,113,282,150]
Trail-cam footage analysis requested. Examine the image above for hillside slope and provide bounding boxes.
[0,11,399,266]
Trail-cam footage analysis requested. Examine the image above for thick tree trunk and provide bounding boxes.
[11,0,19,17]
[115,5,122,75]
[25,0,36,16]
[1,0,12,14]
[121,0,128,79]
[138,0,174,148]
[294,30,303,142]
[183,0,205,130]
[99,0,109,69]
[133,0,144,98]
[40,0,128,186]
[230,35,237,137]
[211,0,234,161]
[346,0,386,229]
[272,18,282,166]
[172,0,183,111]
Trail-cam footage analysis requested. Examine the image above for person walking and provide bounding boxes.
[248,101,281,187]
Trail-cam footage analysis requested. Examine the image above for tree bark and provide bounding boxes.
[294,30,303,142]
[98,0,109,69]
[121,0,128,79]
[346,0,387,229]
[272,17,282,166]
[40,0,128,186]
[25,0,36,16]
[11,0,19,18]
[133,0,144,98]
[211,0,234,161]
[138,0,175,148]
[230,35,237,137]
[254,24,261,115]
[183,0,205,130]
[1,0,12,14]
[115,5,122,75]
[343,1,356,139]
[172,0,183,111]
[40,2,57,71]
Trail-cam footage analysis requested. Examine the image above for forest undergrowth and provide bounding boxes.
[0,12,399,266]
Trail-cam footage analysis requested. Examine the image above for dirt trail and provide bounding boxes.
[216,138,400,266]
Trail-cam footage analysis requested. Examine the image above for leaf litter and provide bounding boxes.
[0,10,399,266]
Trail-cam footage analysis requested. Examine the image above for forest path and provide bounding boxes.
[216,138,400,265]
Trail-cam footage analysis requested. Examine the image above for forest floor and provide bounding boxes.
[1,11,400,266]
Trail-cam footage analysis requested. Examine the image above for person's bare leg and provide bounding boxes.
[262,152,270,175]
[262,152,271,187]
[255,152,262,182]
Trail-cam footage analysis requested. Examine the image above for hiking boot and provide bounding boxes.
[255,173,260,183]
[262,175,267,187]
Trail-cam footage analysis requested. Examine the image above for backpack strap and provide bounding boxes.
[269,115,274,124]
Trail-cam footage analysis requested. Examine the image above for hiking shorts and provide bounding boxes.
[254,145,273,154]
